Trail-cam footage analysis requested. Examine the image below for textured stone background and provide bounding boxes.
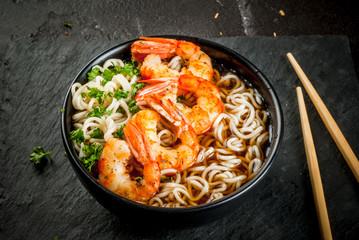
[1,36,359,240]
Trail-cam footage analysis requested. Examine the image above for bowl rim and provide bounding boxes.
[61,35,284,213]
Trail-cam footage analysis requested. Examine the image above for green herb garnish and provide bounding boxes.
[63,23,73,28]
[128,99,136,107]
[87,67,100,81]
[129,105,140,114]
[81,143,103,172]
[104,91,113,100]
[113,89,129,100]
[87,87,104,104]
[81,92,86,98]
[70,128,85,144]
[61,108,65,112]
[120,61,141,77]
[113,125,125,139]
[90,128,104,139]
[87,106,106,118]
[101,68,117,86]
[30,146,52,165]
[131,83,145,97]
[117,108,126,114]
[127,99,140,114]
[134,176,143,181]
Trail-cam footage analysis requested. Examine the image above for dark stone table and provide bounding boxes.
[1,36,359,239]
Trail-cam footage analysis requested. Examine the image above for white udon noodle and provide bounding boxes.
[71,57,269,208]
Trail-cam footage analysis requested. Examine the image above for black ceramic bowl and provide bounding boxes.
[61,35,283,227]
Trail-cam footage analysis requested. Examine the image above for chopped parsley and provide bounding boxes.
[134,176,143,181]
[90,128,104,139]
[61,108,65,112]
[117,108,126,114]
[128,99,136,107]
[127,99,140,114]
[101,67,117,86]
[87,106,106,118]
[30,146,52,165]
[120,61,141,77]
[113,124,126,139]
[177,95,185,103]
[87,87,104,104]
[113,89,129,100]
[131,83,145,97]
[104,91,113,100]
[81,92,86,98]
[129,105,140,114]
[70,128,85,144]
[81,143,103,172]
[106,110,113,116]
[63,23,73,28]
[87,67,100,81]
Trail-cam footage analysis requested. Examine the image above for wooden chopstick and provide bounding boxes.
[296,87,333,240]
[287,52,359,182]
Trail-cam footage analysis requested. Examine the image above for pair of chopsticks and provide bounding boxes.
[287,53,359,240]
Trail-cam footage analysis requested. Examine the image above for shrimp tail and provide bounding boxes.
[131,37,177,61]
[124,121,155,164]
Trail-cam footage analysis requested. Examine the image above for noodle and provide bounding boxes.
[148,72,269,207]
[71,56,269,208]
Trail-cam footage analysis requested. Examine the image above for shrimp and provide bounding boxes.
[98,138,160,202]
[131,37,213,81]
[136,75,223,135]
[126,109,199,171]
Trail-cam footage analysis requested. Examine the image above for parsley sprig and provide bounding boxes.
[131,83,145,97]
[113,124,126,139]
[87,67,100,81]
[90,128,104,139]
[71,128,85,144]
[121,61,141,76]
[87,87,104,104]
[114,89,129,100]
[30,146,52,165]
[87,106,106,118]
[128,99,140,114]
[81,143,103,172]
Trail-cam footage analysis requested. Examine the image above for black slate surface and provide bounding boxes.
[1,36,359,240]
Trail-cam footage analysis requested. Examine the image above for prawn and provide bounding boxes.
[131,37,213,81]
[136,75,223,135]
[98,138,160,202]
[126,109,199,171]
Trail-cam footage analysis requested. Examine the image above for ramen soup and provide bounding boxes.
[70,37,269,207]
